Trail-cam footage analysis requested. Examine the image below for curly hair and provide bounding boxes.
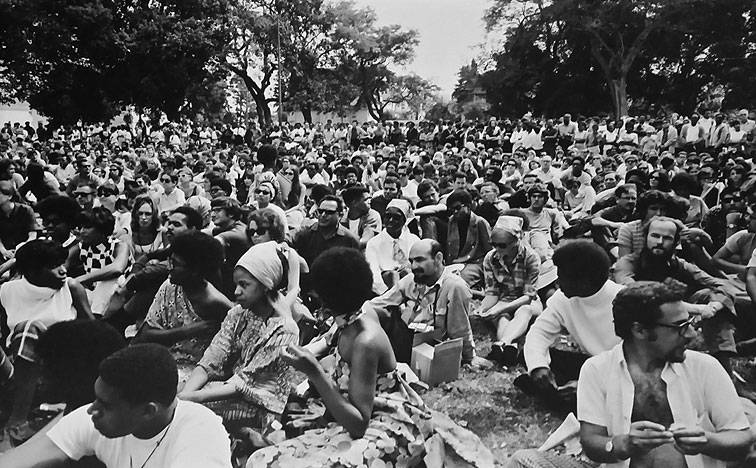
[310,247,373,315]
[170,231,224,281]
[99,344,177,405]
[613,279,688,339]
[14,239,68,276]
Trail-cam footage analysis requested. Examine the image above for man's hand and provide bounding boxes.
[530,367,557,392]
[671,426,708,455]
[466,356,494,370]
[615,421,674,458]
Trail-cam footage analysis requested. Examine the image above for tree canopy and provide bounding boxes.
[480,0,755,119]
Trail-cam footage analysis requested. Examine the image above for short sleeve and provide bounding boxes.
[701,355,750,431]
[482,252,497,296]
[747,247,756,269]
[46,405,98,460]
[144,280,172,330]
[721,231,745,256]
[576,358,608,428]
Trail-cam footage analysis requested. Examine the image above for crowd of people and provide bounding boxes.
[1,108,756,467]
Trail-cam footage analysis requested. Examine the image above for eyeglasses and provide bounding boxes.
[248,226,268,236]
[654,317,700,335]
[492,241,515,249]
[74,191,95,197]
[161,178,172,183]
[317,209,338,217]
[283,171,294,176]
[255,189,271,196]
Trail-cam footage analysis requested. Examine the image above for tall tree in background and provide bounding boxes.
[483,0,753,118]
[0,0,230,125]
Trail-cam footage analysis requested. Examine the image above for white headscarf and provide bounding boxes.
[235,242,283,291]
[493,215,524,239]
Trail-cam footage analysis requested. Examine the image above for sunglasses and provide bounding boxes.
[653,317,700,336]
[283,171,294,176]
[248,226,268,236]
[74,191,95,197]
[161,178,172,183]
[255,189,271,196]
[318,209,339,216]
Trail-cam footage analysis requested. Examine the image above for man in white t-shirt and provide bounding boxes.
[2,344,232,468]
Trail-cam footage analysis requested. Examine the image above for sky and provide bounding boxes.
[352,0,490,101]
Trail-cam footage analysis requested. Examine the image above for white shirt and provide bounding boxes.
[157,189,186,214]
[365,229,421,294]
[578,344,749,468]
[524,280,623,372]
[47,400,232,468]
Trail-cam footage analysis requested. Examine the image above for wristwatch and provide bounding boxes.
[604,437,614,454]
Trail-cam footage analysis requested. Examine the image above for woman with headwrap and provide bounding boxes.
[473,215,542,367]
[178,242,299,435]
[251,180,289,237]
[249,247,494,468]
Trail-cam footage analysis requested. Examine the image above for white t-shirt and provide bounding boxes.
[47,400,232,468]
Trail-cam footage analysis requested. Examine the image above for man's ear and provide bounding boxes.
[141,402,160,419]
[629,322,649,341]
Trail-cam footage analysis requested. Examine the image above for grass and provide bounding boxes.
[420,317,563,466]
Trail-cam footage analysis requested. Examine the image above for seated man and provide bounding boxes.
[365,199,421,294]
[519,240,623,410]
[614,216,737,373]
[341,184,381,249]
[363,239,479,365]
[0,240,93,441]
[474,216,541,367]
[133,232,233,381]
[510,280,753,468]
[3,344,233,468]
[444,189,491,288]
[578,280,751,467]
[210,197,250,298]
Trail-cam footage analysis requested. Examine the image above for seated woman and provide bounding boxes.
[0,240,93,441]
[133,231,233,381]
[247,208,313,325]
[69,207,130,316]
[178,242,299,435]
[474,216,542,367]
[249,247,493,468]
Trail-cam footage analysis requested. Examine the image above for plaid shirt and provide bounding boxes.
[483,243,540,301]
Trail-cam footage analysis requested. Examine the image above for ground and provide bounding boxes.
[420,317,562,467]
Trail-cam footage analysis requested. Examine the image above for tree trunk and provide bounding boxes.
[609,76,628,120]
[300,105,312,124]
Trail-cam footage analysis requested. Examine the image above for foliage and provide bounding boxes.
[482,0,754,118]
[0,0,230,126]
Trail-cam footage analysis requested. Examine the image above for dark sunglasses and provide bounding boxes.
[255,189,271,196]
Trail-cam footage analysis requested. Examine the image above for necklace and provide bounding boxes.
[129,412,174,468]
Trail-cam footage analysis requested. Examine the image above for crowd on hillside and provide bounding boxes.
[1,108,756,467]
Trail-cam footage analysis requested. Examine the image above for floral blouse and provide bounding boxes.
[197,303,299,414]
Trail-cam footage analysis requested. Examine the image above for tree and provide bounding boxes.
[0,0,231,126]
[484,0,753,118]
[377,74,439,120]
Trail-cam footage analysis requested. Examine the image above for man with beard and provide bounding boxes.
[365,199,420,294]
[134,232,232,380]
[4,344,232,468]
[364,239,479,365]
[510,280,752,468]
[613,216,736,373]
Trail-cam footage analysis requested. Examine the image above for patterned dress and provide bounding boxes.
[143,280,211,382]
[196,304,299,430]
[248,345,494,468]
[79,237,123,315]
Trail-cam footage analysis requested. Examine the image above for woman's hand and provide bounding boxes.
[282,345,321,376]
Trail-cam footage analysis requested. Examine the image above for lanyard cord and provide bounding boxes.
[129,411,174,468]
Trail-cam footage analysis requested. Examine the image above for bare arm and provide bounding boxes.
[75,241,129,285]
[0,433,70,468]
[285,336,379,439]
[69,280,94,320]
[133,321,219,347]
[712,246,746,276]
